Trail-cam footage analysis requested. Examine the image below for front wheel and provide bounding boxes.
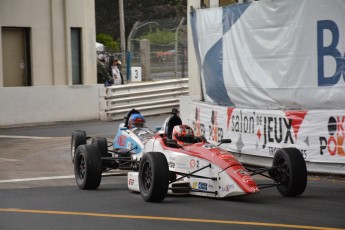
[74,144,102,190]
[272,148,307,197]
[139,152,169,202]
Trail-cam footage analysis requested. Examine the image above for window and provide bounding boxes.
[71,28,82,84]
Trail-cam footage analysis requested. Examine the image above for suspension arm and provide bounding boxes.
[169,164,215,184]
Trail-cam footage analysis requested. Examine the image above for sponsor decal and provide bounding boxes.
[234,169,249,176]
[176,162,188,170]
[319,116,345,156]
[193,108,223,143]
[168,161,175,168]
[285,111,308,139]
[193,107,205,136]
[268,147,281,156]
[259,116,295,149]
[198,182,208,191]
[192,182,198,189]
[209,110,223,143]
[242,175,254,183]
[217,152,236,164]
[251,187,259,192]
[230,110,256,134]
[228,109,308,151]
[219,153,232,160]
[221,184,235,192]
[191,106,313,160]
[168,158,177,168]
[126,142,132,150]
[128,179,134,186]
[227,108,234,131]
[317,20,345,87]
[117,135,127,146]
[203,143,215,149]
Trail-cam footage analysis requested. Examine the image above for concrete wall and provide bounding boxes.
[0,85,101,127]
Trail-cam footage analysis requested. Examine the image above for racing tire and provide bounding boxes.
[139,152,169,202]
[74,144,102,190]
[71,130,87,164]
[91,137,109,158]
[272,148,307,197]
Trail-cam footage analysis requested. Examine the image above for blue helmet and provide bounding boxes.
[129,114,145,128]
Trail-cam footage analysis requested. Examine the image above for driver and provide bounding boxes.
[128,114,146,129]
[172,125,195,145]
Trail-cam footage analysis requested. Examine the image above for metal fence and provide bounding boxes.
[99,78,189,121]
[127,18,188,81]
[97,18,187,82]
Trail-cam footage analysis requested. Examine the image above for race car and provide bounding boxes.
[71,109,307,202]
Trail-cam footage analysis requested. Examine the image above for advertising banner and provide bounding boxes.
[190,0,345,109]
[187,102,345,164]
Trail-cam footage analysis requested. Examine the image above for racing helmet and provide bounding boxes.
[128,114,145,128]
[172,125,194,145]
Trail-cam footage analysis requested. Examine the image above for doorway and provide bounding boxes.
[1,27,31,87]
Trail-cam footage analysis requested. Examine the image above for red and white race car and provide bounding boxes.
[71,109,307,202]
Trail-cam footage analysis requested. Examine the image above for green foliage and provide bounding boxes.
[96,34,120,52]
[140,29,175,45]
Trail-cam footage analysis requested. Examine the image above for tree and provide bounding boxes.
[95,0,187,42]
[96,34,120,52]
[140,29,175,45]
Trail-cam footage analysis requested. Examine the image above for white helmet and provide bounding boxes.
[172,125,194,145]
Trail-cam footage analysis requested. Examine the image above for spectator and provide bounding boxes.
[111,59,123,85]
[97,54,113,86]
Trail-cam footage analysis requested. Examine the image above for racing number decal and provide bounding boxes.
[190,159,195,168]
[190,159,200,169]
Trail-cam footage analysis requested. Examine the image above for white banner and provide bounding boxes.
[187,102,345,164]
[190,0,345,109]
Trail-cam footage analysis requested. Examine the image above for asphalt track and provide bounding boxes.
[0,115,344,230]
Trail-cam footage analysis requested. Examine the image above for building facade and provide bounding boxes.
[0,0,97,87]
[0,0,100,127]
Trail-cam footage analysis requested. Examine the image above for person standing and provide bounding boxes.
[111,59,123,85]
[97,54,113,86]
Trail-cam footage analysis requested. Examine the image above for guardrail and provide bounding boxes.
[99,78,189,121]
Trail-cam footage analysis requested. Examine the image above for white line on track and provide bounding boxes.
[0,172,127,183]
[0,135,53,140]
[0,175,74,183]
[0,158,21,163]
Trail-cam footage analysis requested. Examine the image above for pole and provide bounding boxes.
[175,17,185,78]
[119,0,126,65]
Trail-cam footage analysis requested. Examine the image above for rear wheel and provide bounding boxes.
[71,130,86,163]
[91,137,109,158]
[92,137,112,171]
[272,148,307,197]
[139,152,169,202]
[74,144,102,190]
